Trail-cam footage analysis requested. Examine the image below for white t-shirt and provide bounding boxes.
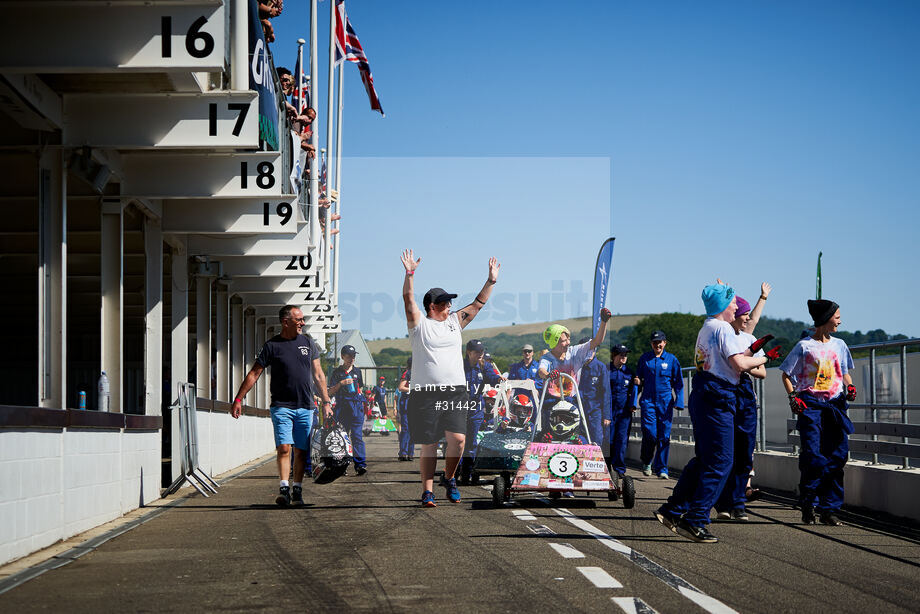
[538,341,593,397]
[738,331,765,358]
[694,318,747,385]
[408,312,466,387]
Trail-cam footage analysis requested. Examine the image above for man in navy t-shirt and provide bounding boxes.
[231,305,332,507]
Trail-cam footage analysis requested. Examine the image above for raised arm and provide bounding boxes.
[401,249,422,329]
[743,282,772,335]
[456,257,500,330]
[589,308,612,350]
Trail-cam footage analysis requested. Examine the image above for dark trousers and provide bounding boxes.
[398,404,414,457]
[797,393,852,512]
[715,379,758,512]
[640,403,673,474]
[665,372,736,527]
[336,401,367,469]
[608,408,633,476]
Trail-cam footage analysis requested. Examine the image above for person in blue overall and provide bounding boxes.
[608,344,639,477]
[508,344,542,396]
[635,330,684,479]
[577,337,611,448]
[328,345,368,475]
[654,283,768,543]
[781,299,855,527]
[397,358,415,461]
[459,339,502,484]
[713,296,780,521]
[373,376,388,416]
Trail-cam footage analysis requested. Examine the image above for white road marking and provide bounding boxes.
[527,524,556,535]
[612,597,659,614]
[512,509,537,521]
[548,542,585,559]
[577,566,623,588]
[552,508,739,614]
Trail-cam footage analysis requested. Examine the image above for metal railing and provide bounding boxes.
[164,382,220,497]
[787,338,920,469]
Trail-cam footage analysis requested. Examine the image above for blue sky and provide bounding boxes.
[272,1,919,339]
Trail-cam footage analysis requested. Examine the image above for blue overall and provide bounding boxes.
[636,350,684,474]
[715,374,758,513]
[664,371,736,527]
[373,385,387,416]
[578,357,611,447]
[330,366,366,469]
[508,359,543,394]
[608,364,638,476]
[797,392,852,512]
[460,358,501,478]
[397,369,414,458]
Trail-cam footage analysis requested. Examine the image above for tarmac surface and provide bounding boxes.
[2,435,920,613]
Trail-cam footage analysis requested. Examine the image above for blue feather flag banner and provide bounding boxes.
[592,238,616,336]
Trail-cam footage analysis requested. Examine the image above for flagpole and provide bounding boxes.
[816,251,823,299]
[308,0,319,248]
[324,0,337,289]
[295,38,305,113]
[333,55,344,301]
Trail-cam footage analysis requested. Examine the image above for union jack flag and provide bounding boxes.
[296,72,310,114]
[334,0,384,116]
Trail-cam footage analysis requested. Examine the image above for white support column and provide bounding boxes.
[100,198,124,412]
[38,149,66,408]
[195,264,213,399]
[144,216,163,416]
[170,238,189,481]
[230,297,243,399]
[253,316,264,406]
[215,282,229,402]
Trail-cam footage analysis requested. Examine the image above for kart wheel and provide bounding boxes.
[492,475,507,508]
[549,491,561,500]
[501,473,512,502]
[622,475,636,509]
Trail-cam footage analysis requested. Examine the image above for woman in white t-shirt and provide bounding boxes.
[400,249,501,507]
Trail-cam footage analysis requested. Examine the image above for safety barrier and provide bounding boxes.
[164,383,220,498]
[787,338,920,469]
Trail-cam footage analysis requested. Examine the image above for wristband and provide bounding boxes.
[406,271,414,276]
[234,397,243,404]
[760,295,768,300]
[323,400,332,405]
[474,297,486,305]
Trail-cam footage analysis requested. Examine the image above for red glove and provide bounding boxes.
[789,394,808,414]
[765,346,783,361]
[549,369,560,380]
[600,308,612,322]
[750,334,775,354]
[846,385,857,401]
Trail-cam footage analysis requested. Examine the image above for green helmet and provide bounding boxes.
[543,324,570,349]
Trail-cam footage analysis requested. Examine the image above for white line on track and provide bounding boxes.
[552,507,739,614]
[577,566,623,588]
[512,509,537,521]
[612,596,659,614]
[548,542,585,559]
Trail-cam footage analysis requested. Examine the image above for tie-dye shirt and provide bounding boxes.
[694,318,747,385]
[780,337,854,399]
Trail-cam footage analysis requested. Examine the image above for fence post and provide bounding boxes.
[870,349,878,465]
[900,345,909,470]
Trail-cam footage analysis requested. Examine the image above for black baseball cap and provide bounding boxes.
[484,353,493,361]
[612,344,630,356]
[650,330,667,342]
[341,345,358,356]
[423,287,457,311]
[466,339,484,352]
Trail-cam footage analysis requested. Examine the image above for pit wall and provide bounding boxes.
[0,404,274,567]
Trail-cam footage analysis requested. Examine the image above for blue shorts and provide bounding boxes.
[270,406,315,450]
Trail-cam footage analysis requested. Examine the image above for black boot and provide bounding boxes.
[801,505,816,525]
[819,512,842,526]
